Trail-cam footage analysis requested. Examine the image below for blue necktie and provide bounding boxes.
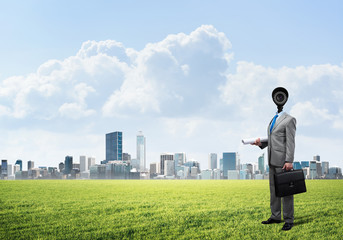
[270,114,279,133]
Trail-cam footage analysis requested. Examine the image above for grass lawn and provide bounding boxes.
[0,180,342,239]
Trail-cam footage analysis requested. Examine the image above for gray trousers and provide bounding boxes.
[269,166,294,223]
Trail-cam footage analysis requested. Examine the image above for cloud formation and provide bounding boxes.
[0,25,232,120]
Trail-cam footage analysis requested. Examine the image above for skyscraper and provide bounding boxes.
[123,153,131,161]
[15,160,23,171]
[7,164,12,176]
[208,153,217,170]
[58,162,65,172]
[322,161,329,175]
[1,160,8,178]
[293,161,302,170]
[301,161,310,168]
[258,153,265,174]
[160,153,173,175]
[28,161,34,170]
[106,131,122,163]
[150,162,158,175]
[221,152,237,179]
[313,155,320,162]
[80,156,87,172]
[174,152,186,174]
[309,161,317,179]
[165,160,175,176]
[64,156,73,174]
[137,131,146,172]
[88,157,95,170]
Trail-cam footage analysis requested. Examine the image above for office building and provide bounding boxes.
[136,131,146,172]
[208,153,217,170]
[328,167,342,179]
[184,160,200,175]
[255,174,264,180]
[13,164,21,174]
[227,170,239,180]
[301,161,310,168]
[213,169,221,179]
[313,155,320,162]
[58,162,64,172]
[176,165,190,179]
[80,156,87,172]
[165,160,175,176]
[191,166,198,178]
[123,153,131,161]
[64,156,73,174]
[72,163,80,170]
[221,152,238,179]
[1,160,8,178]
[309,161,317,179]
[15,160,23,171]
[201,169,212,180]
[293,161,302,170]
[130,159,140,171]
[28,161,34,170]
[90,164,106,179]
[150,162,158,178]
[160,153,173,175]
[7,164,12,176]
[246,163,253,175]
[258,153,265,174]
[303,167,310,179]
[316,162,322,178]
[174,153,186,174]
[105,161,131,179]
[88,157,95,170]
[106,131,122,163]
[236,153,240,171]
[322,161,329,175]
[240,170,247,180]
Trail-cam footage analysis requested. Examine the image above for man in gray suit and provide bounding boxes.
[252,87,296,231]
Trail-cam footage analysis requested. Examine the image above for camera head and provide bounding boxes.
[272,87,288,113]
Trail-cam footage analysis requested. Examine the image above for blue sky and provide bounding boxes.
[0,1,343,170]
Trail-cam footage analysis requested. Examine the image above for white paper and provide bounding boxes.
[242,137,268,145]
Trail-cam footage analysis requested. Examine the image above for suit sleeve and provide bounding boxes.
[259,141,268,149]
[285,117,296,163]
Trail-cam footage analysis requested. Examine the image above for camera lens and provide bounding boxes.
[276,94,284,102]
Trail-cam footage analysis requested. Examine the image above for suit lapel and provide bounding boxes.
[273,113,288,131]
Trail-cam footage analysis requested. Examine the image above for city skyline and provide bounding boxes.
[1,2,343,170]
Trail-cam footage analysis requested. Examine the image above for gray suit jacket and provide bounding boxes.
[260,112,296,168]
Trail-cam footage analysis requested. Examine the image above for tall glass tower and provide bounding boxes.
[258,153,265,174]
[208,153,217,170]
[221,152,237,178]
[15,160,23,171]
[137,131,146,172]
[106,131,123,163]
[64,156,73,174]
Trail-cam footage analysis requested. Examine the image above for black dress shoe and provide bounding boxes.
[282,222,294,231]
[261,218,281,224]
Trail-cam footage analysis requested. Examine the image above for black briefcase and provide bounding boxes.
[274,169,307,197]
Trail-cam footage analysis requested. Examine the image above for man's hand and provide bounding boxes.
[251,138,262,147]
[282,162,293,171]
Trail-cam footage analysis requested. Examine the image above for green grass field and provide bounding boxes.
[0,180,342,239]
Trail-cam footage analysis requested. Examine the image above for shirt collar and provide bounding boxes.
[276,110,285,117]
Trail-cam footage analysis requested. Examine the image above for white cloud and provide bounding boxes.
[290,101,334,126]
[219,61,343,127]
[102,25,232,117]
[0,25,232,120]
